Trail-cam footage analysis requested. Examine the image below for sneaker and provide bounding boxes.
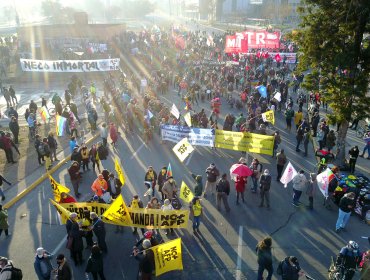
[335,228,341,233]
[292,202,299,207]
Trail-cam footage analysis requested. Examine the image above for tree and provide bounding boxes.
[41,0,76,24]
[292,0,370,165]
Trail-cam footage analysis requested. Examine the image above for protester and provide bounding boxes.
[68,161,81,198]
[349,145,360,174]
[90,212,108,253]
[144,166,157,198]
[216,173,231,212]
[259,169,272,209]
[0,257,14,279]
[59,192,76,204]
[335,192,356,233]
[306,173,316,210]
[191,173,203,197]
[109,122,118,146]
[34,247,53,280]
[0,204,9,237]
[91,174,108,198]
[55,254,73,280]
[133,239,154,280]
[250,158,262,193]
[42,137,52,170]
[235,175,246,205]
[107,173,122,199]
[292,170,307,207]
[359,139,370,159]
[8,116,19,144]
[203,163,220,197]
[47,132,58,162]
[161,199,175,235]
[190,196,202,234]
[280,256,304,280]
[276,149,287,181]
[360,250,370,279]
[0,174,11,201]
[162,176,178,200]
[256,237,273,280]
[85,245,106,280]
[0,131,16,164]
[66,212,84,266]
[80,210,94,249]
[99,123,108,147]
[89,144,101,173]
[80,144,90,172]
[157,167,167,201]
[335,241,362,280]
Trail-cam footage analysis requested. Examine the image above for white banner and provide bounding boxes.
[20,58,120,72]
[316,168,331,198]
[173,138,194,162]
[161,125,214,147]
[280,161,298,188]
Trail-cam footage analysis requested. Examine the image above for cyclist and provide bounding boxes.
[335,240,362,280]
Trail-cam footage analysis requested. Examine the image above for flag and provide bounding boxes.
[40,106,50,122]
[170,104,180,119]
[256,85,267,98]
[152,238,183,276]
[179,181,194,203]
[316,168,332,198]
[114,158,125,186]
[184,112,192,127]
[280,162,298,188]
[50,199,71,224]
[102,194,132,225]
[273,91,282,102]
[261,110,275,125]
[166,163,172,178]
[173,137,194,162]
[49,175,70,202]
[55,114,67,136]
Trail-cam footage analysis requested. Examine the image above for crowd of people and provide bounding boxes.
[0,21,369,280]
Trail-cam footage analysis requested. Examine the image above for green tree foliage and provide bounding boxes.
[41,0,76,24]
[293,0,370,164]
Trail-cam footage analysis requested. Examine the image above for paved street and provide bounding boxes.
[0,80,369,280]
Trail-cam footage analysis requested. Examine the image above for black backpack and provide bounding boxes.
[3,264,23,280]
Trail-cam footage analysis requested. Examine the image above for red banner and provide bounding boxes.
[240,30,280,49]
[224,35,248,53]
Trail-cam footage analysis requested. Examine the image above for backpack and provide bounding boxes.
[257,163,263,173]
[38,144,46,156]
[276,260,284,275]
[3,264,23,280]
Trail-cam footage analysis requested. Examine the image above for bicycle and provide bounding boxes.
[356,125,369,138]
[328,257,356,280]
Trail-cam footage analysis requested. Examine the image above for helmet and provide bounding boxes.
[142,239,152,249]
[348,241,359,251]
[144,230,153,239]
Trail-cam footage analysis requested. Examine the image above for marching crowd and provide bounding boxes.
[0,22,369,280]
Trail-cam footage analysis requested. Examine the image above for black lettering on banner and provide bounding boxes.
[182,187,190,198]
[23,60,32,70]
[162,246,179,262]
[177,144,187,154]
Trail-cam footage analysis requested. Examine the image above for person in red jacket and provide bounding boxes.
[109,123,118,146]
[59,192,77,203]
[0,131,16,164]
[235,175,247,204]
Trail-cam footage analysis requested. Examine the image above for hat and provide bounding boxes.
[263,169,270,175]
[93,195,99,201]
[98,174,104,179]
[36,247,44,258]
[164,199,170,205]
[142,239,152,249]
[56,254,65,261]
[289,256,298,265]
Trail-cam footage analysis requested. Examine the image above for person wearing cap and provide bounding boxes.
[66,212,84,266]
[161,199,175,235]
[162,176,178,201]
[203,163,220,198]
[55,254,73,280]
[91,174,108,198]
[130,195,145,235]
[90,212,107,253]
[0,257,13,279]
[157,167,167,201]
[133,239,155,280]
[281,256,304,280]
[215,173,231,212]
[0,204,9,237]
[68,161,81,198]
[85,245,106,280]
[259,169,272,208]
[292,170,307,207]
[34,247,53,280]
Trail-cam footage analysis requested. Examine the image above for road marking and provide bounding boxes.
[185,149,194,166]
[51,234,68,256]
[236,225,243,280]
[130,142,145,159]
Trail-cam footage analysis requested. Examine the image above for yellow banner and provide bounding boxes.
[179,181,194,203]
[214,130,274,156]
[49,175,70,202]
[50,199,72,224]
[57,202,189,229]
[114,158,125,186]
[262,110,275,125]
[153,238,183,276]
[102,194,132,225]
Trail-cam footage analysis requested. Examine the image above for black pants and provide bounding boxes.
[277,165,284,180]
[97,235,107,253]
[82,159,89,171]
[71,249,82,263]
[0,229,9,236]
[91,270,106,280]
[37,152,44,165]
[5,149,14,163]
[12,132,19,144]
[349,158,357,174]
[308,197,313,209]
[236,191,245,203]
[102,137,107,147]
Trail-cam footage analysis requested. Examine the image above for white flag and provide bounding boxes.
[184,112,192,127]
[280,162,298,188]
[173,137,194,162]
[273,92,281,102]
[170,103,180,119]
[316,168,331,198]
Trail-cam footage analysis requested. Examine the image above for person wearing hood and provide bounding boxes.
[191,173,203,197]
[259,169,272,208]
[203,163,220,198]
[162,176,177,200]
[34,247,53,280]
[281,256,304,280]
[55,254,73,280]
[85,245,106,280]
[292,170,307,207]
[157,167,167,201]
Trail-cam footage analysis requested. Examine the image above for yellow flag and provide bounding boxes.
[102,194,132,225]
[50,199,72,224]
[179,181,194,203]
[114,158,125,186]
[183,112,192,127]
[261,110,275,125]
[152,238,183,276]
[49,175,70,202]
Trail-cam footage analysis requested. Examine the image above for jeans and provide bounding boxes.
[193,215,201,230]
[336,209,351,230]
[0,187,4,198]
[204,181,217,196]
[251,176,258,192]
[0,229,9,236]
[257,263,273,280]
[292,189,302,204]
[362,145,370,157]
[296,138,302,151]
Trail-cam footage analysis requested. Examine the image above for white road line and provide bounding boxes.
[236,225,243,280]
[185,149,194,166]
[51,234,68,256]
[130,142,145,159]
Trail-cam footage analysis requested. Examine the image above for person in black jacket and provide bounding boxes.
[85,245,106,280]
[66,212,84,266]
[281,256,303,280]
[256,237,273,280]
[55,254,73,280]
[335,192,356,233]
[348,146,359,174]
[90,212,107,253]
[216,173,230,212]
[133,239,154,280]
[203,163,220,198]
[259,169,272,208]
[8,117,19,144]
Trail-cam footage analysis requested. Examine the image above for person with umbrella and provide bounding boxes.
[230,163,253,205]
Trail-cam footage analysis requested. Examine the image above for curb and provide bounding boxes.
[3,134,99,209]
